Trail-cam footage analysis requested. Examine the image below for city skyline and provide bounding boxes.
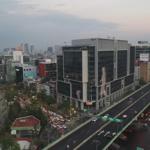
[0,0,150,49]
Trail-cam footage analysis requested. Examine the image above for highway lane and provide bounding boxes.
[47,84,150,150]
[77,90,150,150]
[102,90,150,150]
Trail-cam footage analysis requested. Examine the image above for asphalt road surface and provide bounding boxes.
[78,89,150,150]
[46,84,150,150]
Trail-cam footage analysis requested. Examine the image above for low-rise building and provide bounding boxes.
[11,115,41,138]
[38,59,56,80]
[16,138,32,150]
[15,65,37,82]
[36,81,56,98]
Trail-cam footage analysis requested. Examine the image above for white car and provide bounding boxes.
[112,132,117,136]
[122,114,128,118]
[66,144,70,149]
[91,117,97,122]
[105,114,110,117]
[63,125,67,129]
[104,131,110,137]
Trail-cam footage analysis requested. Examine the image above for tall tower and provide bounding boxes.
[30,45,34,54]
[24,43,29,54]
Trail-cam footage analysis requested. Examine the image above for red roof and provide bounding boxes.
[12,115,40,128]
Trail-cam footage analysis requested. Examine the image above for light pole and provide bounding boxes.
[69,81,72,118]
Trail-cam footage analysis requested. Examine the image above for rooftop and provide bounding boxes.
[16,138,32,150]
[12,115,40,128]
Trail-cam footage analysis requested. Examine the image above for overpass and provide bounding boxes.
[43,83,150,150]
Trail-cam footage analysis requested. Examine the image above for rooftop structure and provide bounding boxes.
[11,115,41,132]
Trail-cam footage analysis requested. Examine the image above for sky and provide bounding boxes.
[0,0,150,50]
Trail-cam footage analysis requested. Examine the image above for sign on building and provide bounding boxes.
[140,53,150,62]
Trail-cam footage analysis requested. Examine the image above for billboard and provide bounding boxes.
[140,53,150,62]
[138,41,149,44]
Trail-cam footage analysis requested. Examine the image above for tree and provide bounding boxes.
[139,78,146,85]
[0,134,20,150]
[58,100,70,114]
[4,88,18,103]
[37,90,46,100]
[19,104,47,127]
[37,90,56,105]
[44,95,55,105]
[5,102,21,130]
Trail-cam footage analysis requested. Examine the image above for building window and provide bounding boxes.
[64,51,82,81]
[98,51,114,83]
[117,50,127,78]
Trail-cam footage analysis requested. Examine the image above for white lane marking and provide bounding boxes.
[98,130,105,136]
[104,131,110,137]
[74,91,150,150]
[43,84,150,150]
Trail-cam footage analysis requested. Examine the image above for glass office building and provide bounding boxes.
[136,45,150,60]
[57,38,135,110]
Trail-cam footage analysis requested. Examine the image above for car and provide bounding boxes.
[91,117,98,122]
[134,110,138,114]
[62,125,67,129]
[105,114,110,117]
[122,114,128,118]
[102,114,110,120]
[141,123,148,130]
[66,144,70,149]
[105,133,112,139]
[104,131,110,137]
[88,113,93,117]
[112,132,117,136]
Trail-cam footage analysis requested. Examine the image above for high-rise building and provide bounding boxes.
[54,45,63,55]
[24,43,29,54]
[38,60,56,81]
[57,38,135,110]
[0,60,5,82]
[135,41,150,61]
[30,45,34,54]
[47,47,53,54]
[13,46,24,64]
[5,60,16,82]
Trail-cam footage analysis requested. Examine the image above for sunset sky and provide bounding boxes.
[0,0,150,49]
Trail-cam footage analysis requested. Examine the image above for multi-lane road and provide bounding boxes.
[77,88,150,150]
[43,83,150,150]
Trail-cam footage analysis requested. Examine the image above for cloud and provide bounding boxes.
[55,3,66,7]
[0,5,118,49]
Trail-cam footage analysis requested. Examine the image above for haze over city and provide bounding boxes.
[0,0,150,49]
[0,1,150,150]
